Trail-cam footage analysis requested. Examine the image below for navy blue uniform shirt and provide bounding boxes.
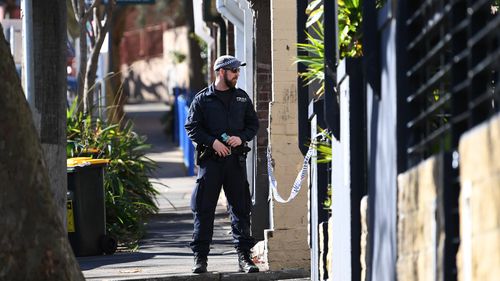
[185,83,259,147]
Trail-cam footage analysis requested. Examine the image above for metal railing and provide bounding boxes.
[403,1,499,280]
[405,0,499,165]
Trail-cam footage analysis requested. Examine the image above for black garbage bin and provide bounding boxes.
[67,157,117,256]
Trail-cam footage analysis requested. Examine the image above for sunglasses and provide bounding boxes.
[223,67,240,73]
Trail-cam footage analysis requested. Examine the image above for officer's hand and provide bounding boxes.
[227,136,242,147]
[212,139,230,157]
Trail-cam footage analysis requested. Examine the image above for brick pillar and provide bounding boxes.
[265,0,310,271]
[250,0,272,241]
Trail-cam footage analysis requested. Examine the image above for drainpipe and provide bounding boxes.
[214,17,226,56]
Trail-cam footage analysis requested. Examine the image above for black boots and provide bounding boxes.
[192,252,258,274]
[238,251,259,273]
[192,254,207,274]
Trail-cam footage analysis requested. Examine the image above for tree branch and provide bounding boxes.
[95,7,103,31]
[82,0,115,114]
[87,24,96,48]
[82,0,100,22]
[71,0,81,22]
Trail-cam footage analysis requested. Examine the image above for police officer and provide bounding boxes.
[185,55,260,274]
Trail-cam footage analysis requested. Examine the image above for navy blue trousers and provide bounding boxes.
[190,154,255,256]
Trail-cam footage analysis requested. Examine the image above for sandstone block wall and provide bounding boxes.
[397,156,444,281]
[457,113,500,281]
[360,195,368,281]
[319,221,329,280]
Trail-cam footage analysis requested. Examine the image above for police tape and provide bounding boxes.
[267,132,325,203]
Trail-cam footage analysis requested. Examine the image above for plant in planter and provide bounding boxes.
[295,0,325,97]
[295,0,365,99]
[295,0,373,212]
[67,100,159,249]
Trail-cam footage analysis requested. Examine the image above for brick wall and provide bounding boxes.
[250,0,272,241]
[457,113,500,281]
[121,26,191,102]
[120,24,166,65]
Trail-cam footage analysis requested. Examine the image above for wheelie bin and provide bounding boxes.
[67,157,117,256]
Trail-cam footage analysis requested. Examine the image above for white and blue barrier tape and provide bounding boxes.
[267,132,326,203]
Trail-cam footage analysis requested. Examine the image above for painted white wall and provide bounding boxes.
[216,0,256,197]
[193,0,214,46]
[215,0,253,96]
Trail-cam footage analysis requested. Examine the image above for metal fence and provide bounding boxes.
[405,0,499,165]
[403,1,499,279]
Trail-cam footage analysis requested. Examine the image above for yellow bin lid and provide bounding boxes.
[67,157,110,167]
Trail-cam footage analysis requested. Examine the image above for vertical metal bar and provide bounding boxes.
[310,114,319,281]
[396,0,409,173]
[21,0,34,107]
[324,0,340,138]
[296,0,309,156]
[8,26,15,56]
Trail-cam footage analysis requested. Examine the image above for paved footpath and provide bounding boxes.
[77,103,309,281]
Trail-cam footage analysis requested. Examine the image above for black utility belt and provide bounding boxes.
[227,145,251,155]
[196,144,251,163]
[200,145,250,156]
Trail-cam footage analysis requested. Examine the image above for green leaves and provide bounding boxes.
[309,130,333,210]
[67,99,159,249]
[295,0,363,98]
[296,23,325,97]
[310,129,333,164]
[295,2,326,97]
[338,0,363,58]
[306,0,323,28]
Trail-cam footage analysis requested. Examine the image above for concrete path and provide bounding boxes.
[77,102,309,281]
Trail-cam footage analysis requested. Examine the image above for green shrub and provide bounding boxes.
[67,101,159,249]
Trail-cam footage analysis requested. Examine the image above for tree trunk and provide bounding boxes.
[185,0,206,92]
[107,6,132,124]
[0,24,84,281]
[69,0,119,119]
[32,0,68,226]
[84,47,99,114]
[84,13,110,116]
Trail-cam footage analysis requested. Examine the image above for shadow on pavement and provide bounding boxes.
[78,252,156,270]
